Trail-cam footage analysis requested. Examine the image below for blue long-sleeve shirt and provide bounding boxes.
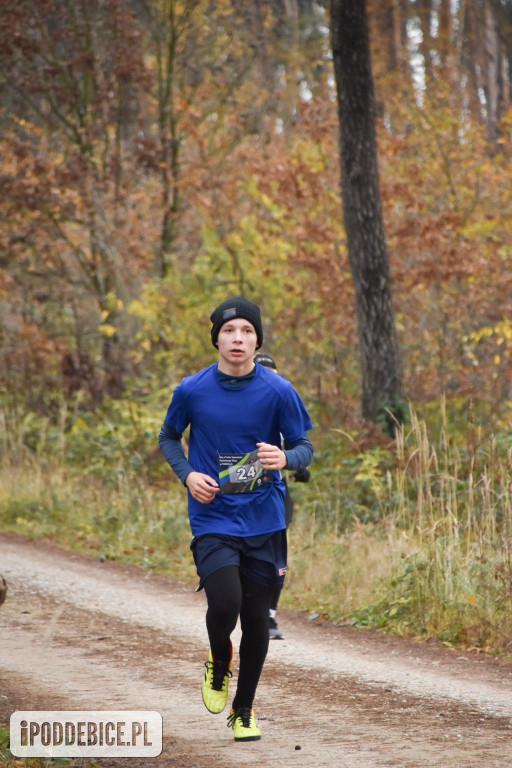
[159,420,313,485]
[158,362,313,537]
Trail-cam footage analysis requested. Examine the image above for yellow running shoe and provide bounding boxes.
[201,643,233,714]
[227,708,261,741]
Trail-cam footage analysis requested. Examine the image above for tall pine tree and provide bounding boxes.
[330,0,404,433]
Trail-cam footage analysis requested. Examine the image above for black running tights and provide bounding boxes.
[203,565,272,710]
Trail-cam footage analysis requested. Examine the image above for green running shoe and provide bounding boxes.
[227,708,261,741]
[201,643,233,714]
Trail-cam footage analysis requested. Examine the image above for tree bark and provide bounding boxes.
[416,0,435,83]
[330,0,403,433]
[483,2,502,145]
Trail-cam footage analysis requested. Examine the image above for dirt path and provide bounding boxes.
[1,532,511,768]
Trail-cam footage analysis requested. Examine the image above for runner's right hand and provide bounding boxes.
[185,472,219,503]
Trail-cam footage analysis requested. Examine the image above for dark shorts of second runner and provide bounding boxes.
[191,529,287,590]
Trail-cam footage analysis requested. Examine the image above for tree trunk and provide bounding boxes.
[483,2,502,145]
[330,0,403,434]
[416,0,435,83]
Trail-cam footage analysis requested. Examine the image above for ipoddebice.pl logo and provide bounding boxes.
[10,711,162,758]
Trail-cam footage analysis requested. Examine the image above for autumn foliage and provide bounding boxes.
[2,0,512,654]
[0,0,511,430]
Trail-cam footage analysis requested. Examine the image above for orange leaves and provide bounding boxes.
[376,99,512,404]
[0,269,13,298]
[0,0,511,423]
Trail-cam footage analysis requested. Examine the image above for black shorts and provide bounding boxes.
[191,529,287,589]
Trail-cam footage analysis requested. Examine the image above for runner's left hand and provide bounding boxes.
[256,442,287,470]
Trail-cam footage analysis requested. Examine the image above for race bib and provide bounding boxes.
[218,450,272,494]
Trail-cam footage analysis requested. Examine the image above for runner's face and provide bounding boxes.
[217,318,258,375]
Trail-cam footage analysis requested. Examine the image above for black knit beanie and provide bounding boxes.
[254,352,277,370]
[210,297,263,349]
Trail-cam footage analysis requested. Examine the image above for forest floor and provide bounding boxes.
[0,532,511,768]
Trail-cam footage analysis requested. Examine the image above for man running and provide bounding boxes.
[159,297,313,741]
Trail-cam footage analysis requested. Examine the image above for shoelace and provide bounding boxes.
[227,708,252,728]
[205,660,232,691]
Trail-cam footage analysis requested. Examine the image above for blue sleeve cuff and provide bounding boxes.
[158,421,194,485]
[283,435,313,471]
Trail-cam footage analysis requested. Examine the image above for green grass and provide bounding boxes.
[0,723,101,767]
[0,463,196,581]
[1,399,512,658]
[284,407,512,654]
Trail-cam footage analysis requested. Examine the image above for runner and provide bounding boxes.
[253,352,311,640]
[158,297,313,741]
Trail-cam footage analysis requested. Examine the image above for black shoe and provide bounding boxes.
[269,616,284,640]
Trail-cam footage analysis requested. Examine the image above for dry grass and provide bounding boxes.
[283,406,512,653]
[1,402,512,655]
